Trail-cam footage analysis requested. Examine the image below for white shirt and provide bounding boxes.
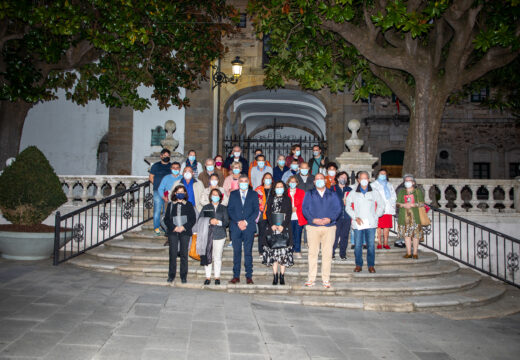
[317,188,326,197]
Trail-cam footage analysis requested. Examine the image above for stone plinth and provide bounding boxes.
[335,151,378,177]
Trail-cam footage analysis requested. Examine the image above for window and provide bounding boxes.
[510,163,520,178]
[473,162,490,179]
[237,13,247,28]
[471,87,489,102]
[262,34,271,68]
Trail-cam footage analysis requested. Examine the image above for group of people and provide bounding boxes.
[149,145,426,288]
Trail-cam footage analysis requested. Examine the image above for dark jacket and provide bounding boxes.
[164,201,197,236]
[331,184,352,220]
[296,173,315,193]
[262,193,293,247]
[223,156,249,175]
[308,156,328,175]
[273,165,289,182]
[200,203,229,240]
[302,188,342,227]
[227,188,260,233]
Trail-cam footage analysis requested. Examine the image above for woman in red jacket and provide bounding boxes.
[287,175,307,259]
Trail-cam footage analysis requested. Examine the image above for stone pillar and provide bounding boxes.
[184,80,213,160]
[107,106,133,175]
[514,177,520,213]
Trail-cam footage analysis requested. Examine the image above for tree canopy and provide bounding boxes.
[248,0,520,176]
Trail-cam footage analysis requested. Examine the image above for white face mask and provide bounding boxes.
[328,170,336,177]
[234,151,241,158]
[404,181,413,189]
[359,179,369,187]
[210,179,219,187]
[184,172,193,180]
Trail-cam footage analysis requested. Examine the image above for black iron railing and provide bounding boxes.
[53,181,153,265]
[392,205,520,288]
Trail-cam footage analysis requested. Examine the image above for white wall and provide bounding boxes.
[132,86,185,175]
[20,90,109,175]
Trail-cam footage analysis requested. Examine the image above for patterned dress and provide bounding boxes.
[261,196,294,267]
[398,207,423,240]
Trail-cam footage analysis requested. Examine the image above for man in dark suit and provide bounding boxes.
[227,174,260,284]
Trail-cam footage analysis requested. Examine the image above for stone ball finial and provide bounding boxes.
[161,120,179,152]
[348,119,361,135]
[345,119,363,152]
[164,120,176,133]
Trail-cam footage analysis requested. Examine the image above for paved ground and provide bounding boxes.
[0,259,519,360]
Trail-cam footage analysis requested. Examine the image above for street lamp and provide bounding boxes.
[212,56,245,156]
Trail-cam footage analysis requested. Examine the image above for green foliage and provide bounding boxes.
[0,0,237,110]
[0,146,67,226]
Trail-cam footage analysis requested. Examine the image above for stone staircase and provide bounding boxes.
[67,224,520,318]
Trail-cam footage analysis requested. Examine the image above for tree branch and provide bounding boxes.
[368,62,414,108]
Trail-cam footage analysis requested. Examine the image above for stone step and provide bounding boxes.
[122,269,481,297]
[84,247,438,268]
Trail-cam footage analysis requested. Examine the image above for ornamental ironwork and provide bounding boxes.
[122,201,133,220]
[448,228,459,247]
[99,212,109,230]
[144,193,153,209]
[476,240,489,259]
[422,225,431,235]
[507,252,519,274]
[72,223,84,243]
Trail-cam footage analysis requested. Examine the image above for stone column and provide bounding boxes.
[107,106,133,175]
[184,80,213,160]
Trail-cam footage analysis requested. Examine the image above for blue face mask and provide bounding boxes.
[295,150,301,156]
[206,165,214,172]
[239,182,249,191]
[275,187,284,195]
[176,193,186,200]
[289,182,297,189]
[315,179,325,188]
[290,164,299,171]
[232,168,241,175]
[378,174,387,181]
[278,160,285,167]
[300,168,309,176]
[257,161,265,168]
[211,195,220,203]
[188,155,196,162]
[172,169,180,175]
[264,178,272,186]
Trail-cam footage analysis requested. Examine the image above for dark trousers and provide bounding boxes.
[291,220,303,253]
[333,217,351,258]
[168,232,190,280]
[230,227,255,279]
[257,219,268,254]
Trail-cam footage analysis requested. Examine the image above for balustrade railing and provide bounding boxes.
[53,181,153,265]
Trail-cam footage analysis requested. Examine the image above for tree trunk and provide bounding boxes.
[402,79,447,178]
[0,100,34,170]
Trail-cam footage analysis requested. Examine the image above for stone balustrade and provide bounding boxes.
[58,175,519,213]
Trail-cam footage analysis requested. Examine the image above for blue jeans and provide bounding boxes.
[353,228,376,267]
[333,217,351,258]
[153,190,165,230]
[230,227,255,279]
[291,220,303,253]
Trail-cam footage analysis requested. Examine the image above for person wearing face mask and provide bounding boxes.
[396,174,425,259]
[295,162,315,193]
[308,145,329,176]
[227,175,260,284]
[282,159,300,183]
[198,158,224,188]
[285,144,304,167]
[273,155,289,182]
[214,155,228,178]
[287,176,307,259]
[371,169,396,250]
[250,154,273,190]
[331,172,353,260]
[200,173,228,207]
[200,188,229,285]
[149,149,172,236]
[261,181,294,285]
[255,173,274,256]
[302,173,342,288]
[223,162,243,196]
[158,162,183,203]
[248,149,272,179]
[325,162,338,188]
[345,171,385,273]
[180,150,203,179]
[223,145,249,175]
[164,185,197,283]
[170,167,204,212]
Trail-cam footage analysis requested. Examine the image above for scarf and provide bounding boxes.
[377,178,391,199]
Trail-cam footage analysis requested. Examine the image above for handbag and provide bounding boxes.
[266,232,289,250]
[189,234,201,261]
[418,206,431,226]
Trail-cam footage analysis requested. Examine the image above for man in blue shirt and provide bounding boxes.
[149,149,172,235]
[158,162,182,202]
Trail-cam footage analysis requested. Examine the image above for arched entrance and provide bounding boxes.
[381,150,404,178]
[222,88,327,164]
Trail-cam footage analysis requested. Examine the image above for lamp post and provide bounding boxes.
[212,56,244,156]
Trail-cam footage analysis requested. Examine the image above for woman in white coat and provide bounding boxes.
[370,169,397,249]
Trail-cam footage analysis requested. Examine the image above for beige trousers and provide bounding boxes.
[306,225,336,282]
[204,238,226,279]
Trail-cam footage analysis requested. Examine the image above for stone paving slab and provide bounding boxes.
[0,259,519,360]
